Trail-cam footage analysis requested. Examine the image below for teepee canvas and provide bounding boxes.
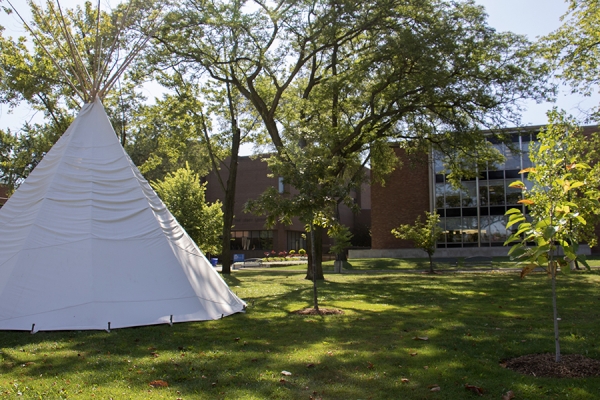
[0,1,245,332]
[0,98,246,332]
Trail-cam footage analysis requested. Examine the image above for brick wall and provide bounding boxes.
[371,148,430,249]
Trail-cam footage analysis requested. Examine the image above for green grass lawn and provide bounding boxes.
[1,269,600,399]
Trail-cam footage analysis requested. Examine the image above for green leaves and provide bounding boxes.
[505,211,526,230]
[152,163,223,255]
[392,212,442,267]
[504,110,600,279]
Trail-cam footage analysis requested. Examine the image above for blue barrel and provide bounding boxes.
[210,258,218,267]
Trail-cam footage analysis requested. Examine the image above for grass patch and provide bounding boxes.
[1,270,600,399]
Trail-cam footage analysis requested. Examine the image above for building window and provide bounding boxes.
[230,230,273,251]
[433,132,534,248]
[287,231,306,251]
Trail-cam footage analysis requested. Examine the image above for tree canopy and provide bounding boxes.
[541,0,600,110]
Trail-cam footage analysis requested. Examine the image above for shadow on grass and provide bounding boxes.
[1,270,600,398]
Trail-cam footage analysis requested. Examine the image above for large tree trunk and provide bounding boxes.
[219,128,240,274]
[220,82,242,275]
[306,225,324,280]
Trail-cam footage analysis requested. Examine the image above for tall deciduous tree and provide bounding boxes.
[148,0,266,274]
[125,83,214,183]
[155,0,552,289]
[504,109,600,363]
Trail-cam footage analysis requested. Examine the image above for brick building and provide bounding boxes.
[353,126,600,259]
[205,155,371,260]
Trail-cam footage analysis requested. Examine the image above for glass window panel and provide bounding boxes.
[461,181,477,207]
[445,185,462,208]
[491,143,505,170]
[260,231,273,250]
[504,147,521,170]
[436,222,446,243]
[490,206,506,215]
[446,208,461,217]
[479,181,489,206]
[462,216,479,243]
[488,170,504,179]
[287,231,306,251]
[435,183,445,208]
[445,217,462,243]
[487,215,509,242]
[230,230,274,250]
[488,180,505,205]
[479,216,492,245]
[522,149,533,168]
[505,170,520,179]
[438,218,447,243]
[462,207,477,217]
[506,179,522,205]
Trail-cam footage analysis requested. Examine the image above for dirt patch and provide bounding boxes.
[502,353,600,378]
[292,307,344,315]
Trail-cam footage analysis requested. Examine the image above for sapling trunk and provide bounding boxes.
[550,253,561,363]
[309,222,319,311]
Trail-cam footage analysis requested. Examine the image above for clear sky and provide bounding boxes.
[1,0,597,133]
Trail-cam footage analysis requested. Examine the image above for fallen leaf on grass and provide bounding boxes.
[413,336,429,341]
[465,384,484,396]
[367,362,374,369]
[410,352,418,356]
[502,390,515,400]
[306,363,315,368]
[401,378,410,383]
[429,384,441,392]
[281,370,292,376]
[148,380,168,388]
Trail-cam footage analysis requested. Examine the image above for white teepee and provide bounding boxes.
[0,1,246,332]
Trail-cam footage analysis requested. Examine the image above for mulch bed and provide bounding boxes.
[502,353,600,378]
[292,307,344,315]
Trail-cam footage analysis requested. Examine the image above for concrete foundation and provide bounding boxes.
[349,245,591,259]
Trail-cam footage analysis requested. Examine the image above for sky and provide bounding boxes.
[1,0,598,134]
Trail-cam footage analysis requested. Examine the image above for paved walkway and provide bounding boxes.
[215,263,597,274]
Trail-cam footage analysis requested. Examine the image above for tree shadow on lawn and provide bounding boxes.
[1,271,599,398]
